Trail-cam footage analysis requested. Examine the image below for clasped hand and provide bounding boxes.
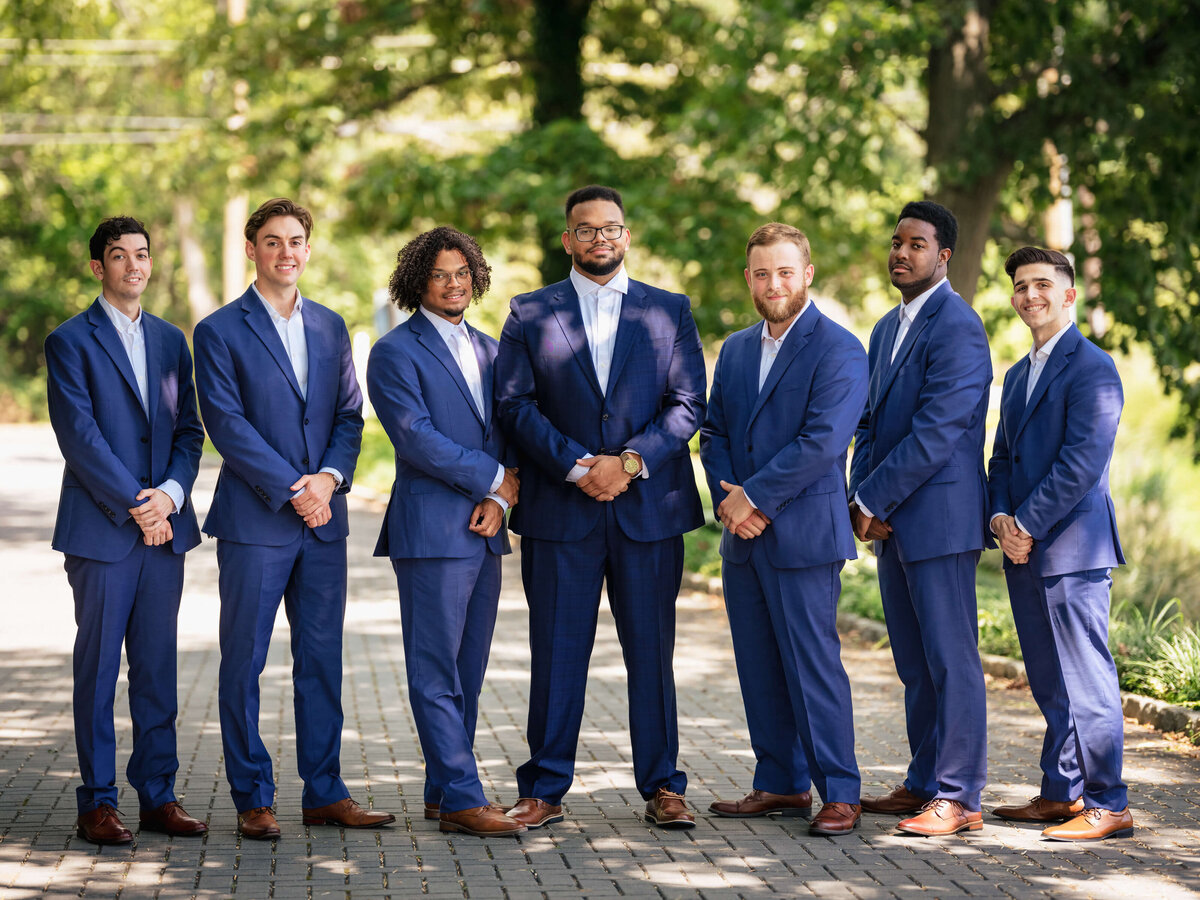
[849,500,892,542]
[717,481,772,539]
[129,488,174,546]
[575,455,632,502]
[992,514,1033,565]
[290,472,338,529]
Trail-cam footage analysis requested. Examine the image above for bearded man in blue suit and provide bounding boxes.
[366,227,524,838]
[987,246,1132,841]
[194,198,393,839]
[46,216,207,844]
[495,185,707,830]
[700,223,868,836]
[849,201,992,836]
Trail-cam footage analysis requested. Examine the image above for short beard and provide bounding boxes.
[754,285,807,324]
[574,248,624,278]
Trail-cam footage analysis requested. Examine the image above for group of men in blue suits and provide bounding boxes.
[47,189,1131,846]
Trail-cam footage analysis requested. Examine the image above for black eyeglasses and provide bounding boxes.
[571,225,626,242]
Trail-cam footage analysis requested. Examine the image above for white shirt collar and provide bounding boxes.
[419,304,471,341]
[251,282,303,323]
[1029,321,1073,365]
[759,298,809,346]
[899,276,947,322]
[98,294,142,334]
[570,265,629,300]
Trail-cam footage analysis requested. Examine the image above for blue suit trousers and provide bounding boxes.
[876,542,987,810]
[216,532,350,812]
[1006,565,1126,810]
[392,551,501,813]
[518,508,687,804]
[66,544,184,814]
[722,548,859,803]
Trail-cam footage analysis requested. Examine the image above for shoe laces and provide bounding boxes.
[656,789,686,802]
[1081,807,1106,824]
[920,798,962,816]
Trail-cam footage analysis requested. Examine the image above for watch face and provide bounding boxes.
[623,457,639,474]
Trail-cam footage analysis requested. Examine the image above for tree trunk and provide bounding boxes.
[923,2,1011,305]
[175,197,218,331]
[531,0,593,285]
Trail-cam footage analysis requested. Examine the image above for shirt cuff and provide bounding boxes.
[490,464,505,494]
[485,492,509,512]
[743,488,758,510]
[566,453,594,483]
[157,479,185,515]
[1013,515,1031,537]
[854,491,875,520]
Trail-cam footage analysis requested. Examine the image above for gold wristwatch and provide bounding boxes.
[619,450,643,477]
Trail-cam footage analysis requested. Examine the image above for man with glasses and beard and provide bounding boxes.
[700,223,867,835]
[495,185,707,830]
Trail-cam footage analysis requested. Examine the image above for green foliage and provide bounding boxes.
[1137,626,1200,710]
[1110,598,1183,695]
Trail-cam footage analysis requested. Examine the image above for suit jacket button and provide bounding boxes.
[140,436,148,444]
[885,502,896,512]
[1014,455,1021,463]
[140,476,149,484]
[302,457,309,465]
[602,413,610,421]
[747,444,754,452]
[304,417,310,425]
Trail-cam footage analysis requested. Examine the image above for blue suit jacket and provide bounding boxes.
[987,325,1124,577]
[193,287,364,546]
[495,276,706,543]
[46,300,203,562]
[366,312,511,559]
[848,281,993,562]
[700,303,868,568]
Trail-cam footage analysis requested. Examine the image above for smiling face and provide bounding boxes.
[745,240,814,336]
[888,217,950,301]
[90,232,152,312]
[562,199,630,283]
[246,214,309,297]
[420,248,472,323]
[1010,261,1076,347]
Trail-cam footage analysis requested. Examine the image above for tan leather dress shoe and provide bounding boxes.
[897,799,983,836]
[238,806,281,840]
[440,805,527,837]
[139,801,208,836]
[708,789,812,819]
[423,803,440,821]
[302,797,395,828]
[504,798,564,829]
[993,795,1084,822]
[809,802,861,836]
[76,804,133,845]
[1042,807,1134,841]
[644,788,695,829]
[861,784,929,815]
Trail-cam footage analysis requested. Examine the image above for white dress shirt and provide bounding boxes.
[252,284,344,491]
[419,306,507,509]
[564,266,648,483]
[857,277,948,520]
[97,294,184,513]
[990,320,1074,537]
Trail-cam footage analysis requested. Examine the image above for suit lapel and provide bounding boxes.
[301,298,326,412]
[873,283,949,407]
[1001,357,1030,436]
[241,289,304,401]
[469,324,493,424]
[142,312,162,421]
[87,300,146,419]
[550,284,604,398]
[606,281,647,393]
[869,308,900,406]
[748,303,817,429]
[1014,326,1078,442]
[411,313,485,426]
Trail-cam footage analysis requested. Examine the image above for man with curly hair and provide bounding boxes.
[367,226,523,837]
[496,185,707,830]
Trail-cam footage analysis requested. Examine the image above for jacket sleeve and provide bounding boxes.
[317,316,364,491]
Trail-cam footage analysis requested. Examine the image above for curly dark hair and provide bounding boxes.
[387,226,492,312]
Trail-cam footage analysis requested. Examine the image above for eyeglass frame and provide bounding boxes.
[429,267,472,285]
[570,224,628,243]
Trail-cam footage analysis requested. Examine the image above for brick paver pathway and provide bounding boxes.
[2,424,1198,899]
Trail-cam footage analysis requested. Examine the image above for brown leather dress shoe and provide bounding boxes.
[440,805,527,837]
[139,801,208,836]
[76,805,133,845]
[993,795,1084,823]
[860,784,929,815]
[423,803,440,821]
[1042,807,1134,841]
[238,806,281,840]
[809,802,861,836]
[708,789,812,819]
[302,797,396,828]
[505,798,564,828]
[644,788,696,829]
[897,799,983,836]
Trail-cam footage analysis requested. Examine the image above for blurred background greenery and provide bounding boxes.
[3,1,1198,707]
